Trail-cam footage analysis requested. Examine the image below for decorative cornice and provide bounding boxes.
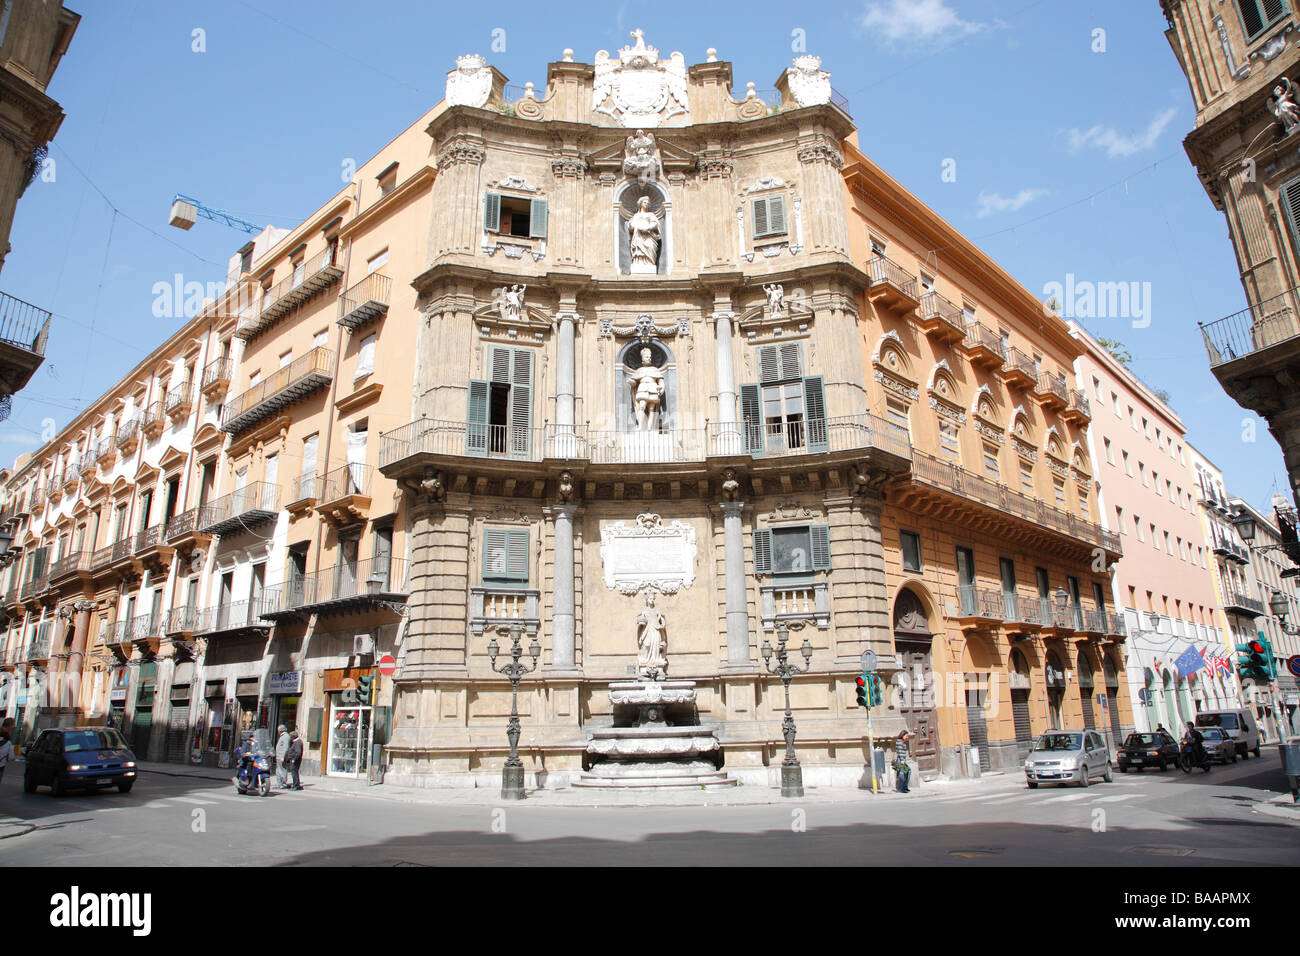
[437,135,486,170]
[550,156,588,179]
[876,369,919,402]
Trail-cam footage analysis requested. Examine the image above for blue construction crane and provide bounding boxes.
[168,193,261,235]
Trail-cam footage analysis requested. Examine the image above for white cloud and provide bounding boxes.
[976,188,1048,218]
[860,0,985,46]
[1064,107,1178,159]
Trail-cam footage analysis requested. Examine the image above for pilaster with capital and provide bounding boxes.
[430,132,487,260]
[698,145,734,266]
[796,131,849,256]
[549,152,587,266]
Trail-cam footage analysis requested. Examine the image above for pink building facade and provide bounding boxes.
[1072,324,1233,733]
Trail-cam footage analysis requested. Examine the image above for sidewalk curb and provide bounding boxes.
[1253,793,1300,824]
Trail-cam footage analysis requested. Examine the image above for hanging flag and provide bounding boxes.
[1175,645,1207,678]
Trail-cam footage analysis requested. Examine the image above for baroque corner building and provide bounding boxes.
[381,39,912,787]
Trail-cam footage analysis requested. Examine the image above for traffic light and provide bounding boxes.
[855,673,868,709]
[1255,634,1278,680]
[356,673,374,706]
[869,674,884,708]
[1237,639,1270,682]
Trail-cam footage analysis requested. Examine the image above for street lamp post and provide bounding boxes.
[762,622,813,798]
[487,623,540,800]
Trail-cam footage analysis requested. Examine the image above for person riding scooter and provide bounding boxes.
[1181,721,1210,770]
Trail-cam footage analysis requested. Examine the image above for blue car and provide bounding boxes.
[23,727,137,795]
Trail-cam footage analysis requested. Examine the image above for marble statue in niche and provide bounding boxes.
[628,344,666,431]
[627,196,661,273]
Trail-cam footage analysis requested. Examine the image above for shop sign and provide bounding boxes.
[268,670,302,695]
[323,667,375,693]
[110,666,130,702]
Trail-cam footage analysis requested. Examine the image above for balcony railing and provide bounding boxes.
[95,434,116,465]
[1002,347,1038,387]
[907,451,1122,555]
[140,401,166,438]
[26,637,50,661]
[338,272,391,330]
[1212,537,1250,564]
[269,557,407,617]
[134,523,166,554]
[866,255,918,307]
[164,507,203,543]
[235,248,343,340]
[714,412,913,462]
[379,419,590,468]
[0,291,51,356]
[201,357,232,391]
[222,347,334,435]
[1038,371,1068,404]
[91,544,115,569]
[956,585,1005,620]
[110,536,134,565]
[1223,591,1265,617]
[962,322,1006,366]
[759,582,830,629]
[165,605,201,634]
[1067,389,1092,419]
[115,417,140,449]
[318,463,371,503]
[127,611,163,641]
[469,586,540,635]
[1200,286,1300,367]
[197,482,279,536]
[920,291,965,339]
[165,381,193,416]
[20,573,48,599]
[588,428,707,464]
[193,596,278,636]
[49,550,89,582]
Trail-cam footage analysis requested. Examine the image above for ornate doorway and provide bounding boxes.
[893,589,938,774]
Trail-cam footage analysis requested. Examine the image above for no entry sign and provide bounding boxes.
[378,654,396,677]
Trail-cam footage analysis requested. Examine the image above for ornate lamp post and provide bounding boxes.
[487,623,540,800]
[762,622,813,797]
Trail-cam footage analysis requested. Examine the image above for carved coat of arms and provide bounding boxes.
[592,30,689,128]
[446,54,493,108]
[786,54,831,108]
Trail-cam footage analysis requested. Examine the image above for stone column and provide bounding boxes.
[722,500,750,666]
[556,312,576,434]
[714,310,738,428]
[551,503,577,672]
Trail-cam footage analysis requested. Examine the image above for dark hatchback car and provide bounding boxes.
[23,727,137,795]
[1116,730,1180,772]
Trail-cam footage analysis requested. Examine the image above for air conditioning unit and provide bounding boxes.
[353,633,375,657]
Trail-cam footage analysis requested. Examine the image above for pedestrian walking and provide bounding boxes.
[274,724,290,789]
[0,727,13,785]
[892,729,913,793]
[285,729,304,790]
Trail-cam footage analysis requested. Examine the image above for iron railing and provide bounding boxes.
[193,595,279,635]
[235,248,342,339]
[164,507,201,542]
[272,556,407,615]
[134,523,164,554]
[165,604,201,634]
[908,450,1122,554]
[115,416,140,448]
[0,291,51,355]
[201,357,232,390]
[1067,389,1092,418]
[140,401,166,434]
[921,291,964,335]
[867,255,918,302]
[717,412,913,462]
[963,321,1006,361]
[1004,346,1038,383]
[197,482,279,535]
[90,544,114,569]
[338,272,391,330]
[1038,371,1069,403]
[94,434,116,463]
[1200,286,1300,367]
[221,347,334,433]
[317,462,371,503]
[165,381,193,414]
[957,585,1004,619]
[588,428,706,464]
[1222,591,1265,616]
[379,419,589,467]
[49,550,89,581]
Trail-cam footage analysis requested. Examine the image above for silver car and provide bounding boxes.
[1024,730,1113,788]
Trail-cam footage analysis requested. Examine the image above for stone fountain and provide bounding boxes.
[574,590,734,789]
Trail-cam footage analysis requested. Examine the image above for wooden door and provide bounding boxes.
[896,639,938,773]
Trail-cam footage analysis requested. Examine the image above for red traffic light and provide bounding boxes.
[855,676,866,688]
[1250,640,1265,654]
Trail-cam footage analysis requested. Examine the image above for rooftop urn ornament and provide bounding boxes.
[1270,77,1300,135]
[445,53,493,108]
[628,344,666,431]
[635,589,668,681]
[627,195,661,273]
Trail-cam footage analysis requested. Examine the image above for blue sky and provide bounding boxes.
[0,0,1283,509]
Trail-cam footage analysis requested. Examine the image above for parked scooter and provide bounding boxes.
[233,728,273,796]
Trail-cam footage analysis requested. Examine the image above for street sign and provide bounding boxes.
[1096,692,1107,707]
[378,654,396,677]
[860,650,877,673]
[1287,656,1300,679]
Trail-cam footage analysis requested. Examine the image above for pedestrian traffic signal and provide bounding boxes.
[1237,639,1271,682]
[356,673,374,705]
[855,674,868,709]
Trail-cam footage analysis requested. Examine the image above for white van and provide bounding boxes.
[1195,710,1261,758]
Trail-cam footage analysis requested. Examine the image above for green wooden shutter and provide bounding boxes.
[506,529,529,583]
[804,375,828,452]
[758,345,780,383]
[484,192,501,232]
[466,379,490,456]
[529,198,548,238]
[1281,176,1300,256]
[810,525,831,570]
[766,195,787,236]
[507,348,532,459]
[490,346,512,384]
[752,529,772,575]
[740,383,764,456]
[752,198,770,239]
[483,528,508,580]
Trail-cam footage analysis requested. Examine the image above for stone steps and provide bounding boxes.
[572,770,737,789]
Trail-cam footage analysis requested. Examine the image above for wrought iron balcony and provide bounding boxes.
[759,582,830,630]
[1222,591,1265,617]
[140,401,166,441]
[379,419,589,472]
[90,544,115,570]
[709,412,913,463]
[962,322,1006,369]
[193,596,278,636]
[314,463,372,527]
[165,381,194,421]
[470,586,540,635]
[1038,371,1069,409]
[20,573,48,600]
[127,611,163,642]
[1001,346,1038,390]
[234,248,343,340]
[866,255,919,314]
[94,434,117,467]
[115,416,140,453]
[902,451,1122,556]
[955,585,1005,623]
[221,347,333,435]
[197,482,279,536]
[919,291,966,344]
[200,356,232,401]
[164,506,208,546]
[264,557,407,620]
[164,604,201,635]
[588,428,706,464]
[0,291,52,394]
[1200,287,1300,368]
[26,637,50,662]
[338,272,391,331]
[1064,389,1092,423]
[77,450,97,479]
[48,550,90,583]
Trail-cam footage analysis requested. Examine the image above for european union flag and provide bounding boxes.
[1174,645,1206,677]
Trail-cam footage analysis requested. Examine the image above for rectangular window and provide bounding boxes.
[313,330,328,349]
[939,420,960,461]
[982,443,1000,480]
[956,547,976,614]
[1122,450,1131,476]
[1053,477,1066,508]
[298,434,319,500]
[740,343,826,455]
[355,333,376,380]
[377,163,398,197]
[468,346,534,458]
[1019,462,1034,496]
[1103,438,1113,465]
[752,525,830,575]
[1237,0,1289,43]
[484,192,548,239]
[482,528,529,588]
[886,398,910,435]
[366,249,388,275]
[1077,485,1089,516]
[900,531,922,572]
[1115,505,1124,533]
[752,194,788,239]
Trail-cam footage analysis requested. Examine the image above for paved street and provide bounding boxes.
[2,756,1296,866]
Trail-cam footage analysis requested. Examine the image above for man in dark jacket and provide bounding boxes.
[285,729,304,790]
